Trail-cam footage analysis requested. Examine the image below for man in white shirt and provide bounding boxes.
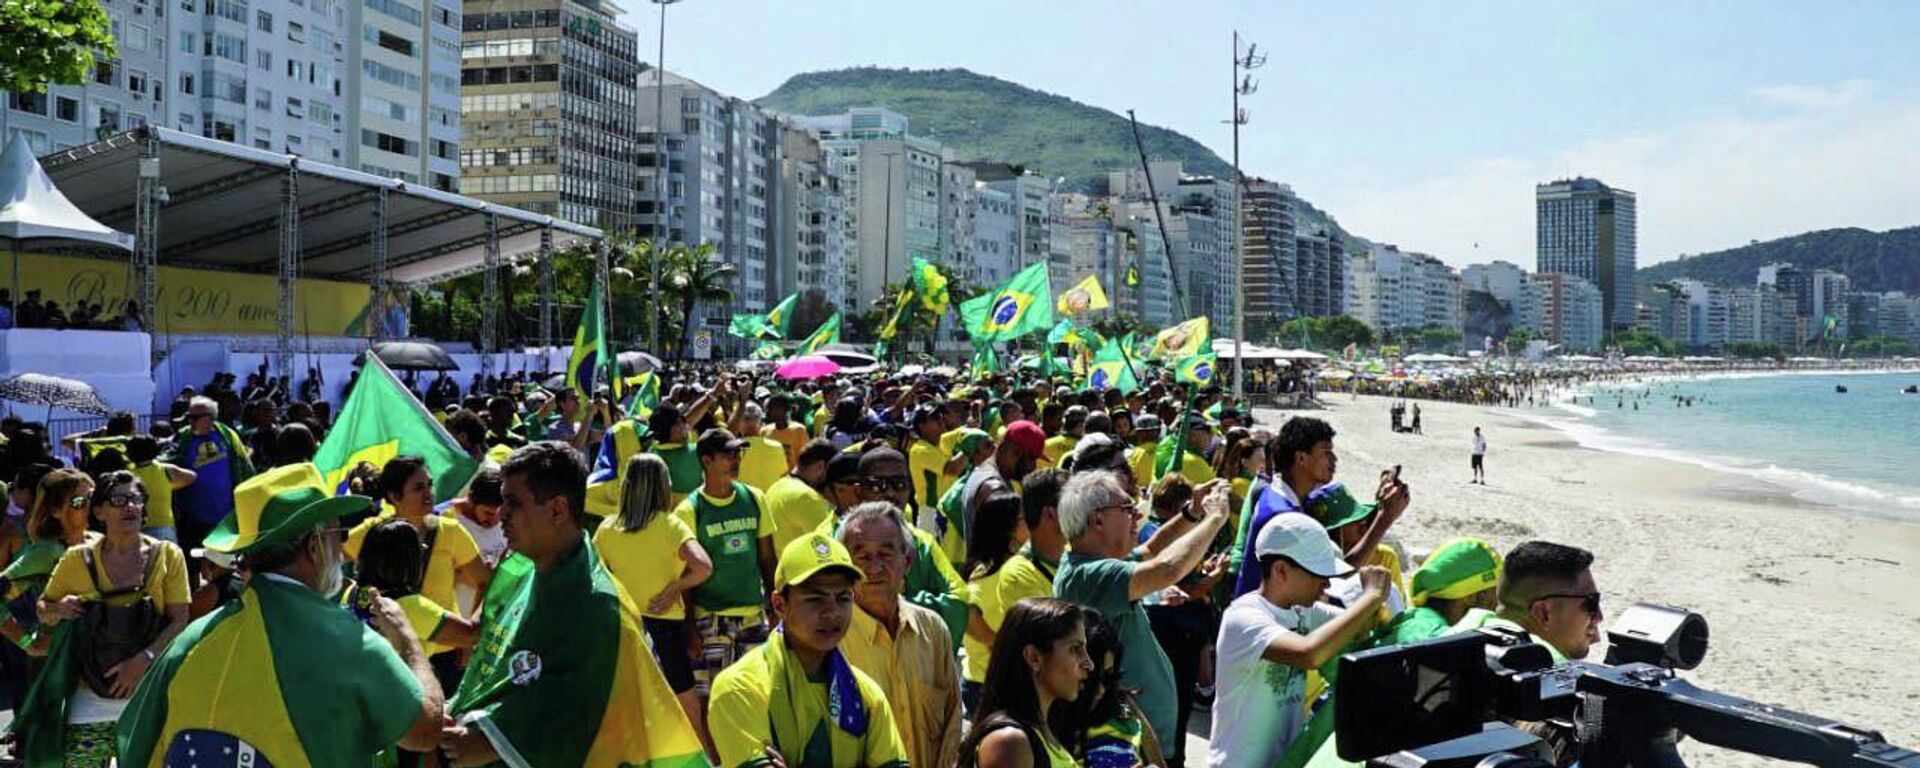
[1472,426,1488,484]
[1207,514,1389,768]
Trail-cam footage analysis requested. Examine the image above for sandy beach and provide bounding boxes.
[1244,393,1920,765]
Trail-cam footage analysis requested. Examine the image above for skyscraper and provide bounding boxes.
[458,0,640,229]
[1536,177,1637,328]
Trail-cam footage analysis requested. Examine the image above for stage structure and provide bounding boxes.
[37,126,604,379]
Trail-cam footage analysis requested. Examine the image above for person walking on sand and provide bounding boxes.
[1471,427,1487,485]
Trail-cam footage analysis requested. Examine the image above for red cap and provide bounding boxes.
[1002,420,1046,457]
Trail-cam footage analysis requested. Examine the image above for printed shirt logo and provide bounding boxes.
[723,533,751,555]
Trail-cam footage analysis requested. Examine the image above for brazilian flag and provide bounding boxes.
[623,371,660,420]
[797,313,841,356]
[728,313,773,340]
[567,278,612,398]
[1086,340,1139,393]
[314,355,477,502]
[1147,317,1212,360]
[451,546,708,768]
[113,578,442,768]
[766,292,799,338]
[959,262,1054,342]
[1174,352,1218,386]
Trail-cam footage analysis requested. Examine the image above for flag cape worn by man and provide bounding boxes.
[1055,274,1111,317]
[797,313,842,357]
[959,262,1054,342]
[316,355,478,502]
[451,546,706,768]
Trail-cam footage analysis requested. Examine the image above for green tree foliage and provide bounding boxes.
[1277,315,1375,352]
[1,0,117,92]
[1723,341,1786,361]
[1613,330,1683,357]
[1846,336,1917,358]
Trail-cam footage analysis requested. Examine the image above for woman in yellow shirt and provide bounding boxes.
[960,598,1093,768]
[32,471,191,768]
[593,452,714,752]
[961,492,1030,711]
[349,518,479,657]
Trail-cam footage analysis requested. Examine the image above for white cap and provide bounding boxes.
[1254,513,1353,578]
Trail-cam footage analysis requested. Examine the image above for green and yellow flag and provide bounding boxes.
[1174,351,1219,386]
[567,278,611,398]
[970,343,998,378]
[766,292,799,338]
[753,340,786,360]
[797,312,841,356]
[1056,274,1111,317]
[113,577,436,768]
[729,313,773,340]
[1086,339,1140,393]
[1147,317,1211,360]
[452,545,707,768]
[315,355,477,502]
[910,257,950,315]
[877,287,914,353]
[959,262,1054,342]
[623,371,660,420]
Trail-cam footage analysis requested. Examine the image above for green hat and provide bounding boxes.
[1410,538,1503,606]
[953,428,992,457]
[1305,482,1376,531]
[204,463,372,554]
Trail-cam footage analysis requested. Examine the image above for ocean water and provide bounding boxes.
[1534,371,1920,520]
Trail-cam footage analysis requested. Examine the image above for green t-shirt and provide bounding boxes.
[656,442,704,496]
[674,482,772,615]
[1054,551,1177,749]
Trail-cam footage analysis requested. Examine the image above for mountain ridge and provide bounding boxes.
[1639,226,1920,292]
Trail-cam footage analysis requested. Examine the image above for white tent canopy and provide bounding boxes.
[0,134,133,252]
[1211,339,1327,361]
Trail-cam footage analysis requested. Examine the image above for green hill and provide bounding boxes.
[756,67,1234,186]
[1639,226,1920,292]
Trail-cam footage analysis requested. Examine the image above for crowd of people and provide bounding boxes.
[0,291,146,332]
[0,359,1611,768]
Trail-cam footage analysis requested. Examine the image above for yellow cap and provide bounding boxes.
[774,532,864,591]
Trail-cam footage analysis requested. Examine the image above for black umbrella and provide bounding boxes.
[0,373,112,416]
[369,341,459,372]
[618,351,664,376]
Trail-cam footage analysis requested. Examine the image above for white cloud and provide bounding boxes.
[1319,80,1920,269]
[1752,79,1875,110]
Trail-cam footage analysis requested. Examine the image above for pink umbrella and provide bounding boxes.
[775,355,842,380]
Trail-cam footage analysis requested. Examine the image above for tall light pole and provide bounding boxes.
[1231,31,1264,400]
[647,0,680,354]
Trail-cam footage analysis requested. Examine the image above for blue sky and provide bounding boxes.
[618,0,1920,267]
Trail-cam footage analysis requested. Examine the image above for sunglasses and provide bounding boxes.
[1538,592,1602,616]
[860,477,910,492]
[106,493,148,507]
[67,496,90,509]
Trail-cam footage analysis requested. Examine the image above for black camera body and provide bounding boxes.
[1333,604,1920,768]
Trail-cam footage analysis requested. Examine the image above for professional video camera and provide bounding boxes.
[1332,603,1920,768]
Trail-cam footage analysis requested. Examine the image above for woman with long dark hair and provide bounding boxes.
[961,491,1029,711]
[959,597,1092,768]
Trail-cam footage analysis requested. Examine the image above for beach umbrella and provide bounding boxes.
[776,355,842,380]
[369,341,458,372]
[0,373,113,416]
[618,351,664,375]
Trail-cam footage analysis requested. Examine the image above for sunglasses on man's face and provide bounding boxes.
[1538,592,1602,616]
[860,477,910,492]
[106,493,148,507]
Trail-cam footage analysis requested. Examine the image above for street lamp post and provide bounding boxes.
[647,0,680,355]
[1231,31,1264,400]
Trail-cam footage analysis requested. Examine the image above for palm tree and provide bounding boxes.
[660,243,733,358]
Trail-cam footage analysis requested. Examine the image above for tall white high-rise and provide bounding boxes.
[1537,177,1637,328]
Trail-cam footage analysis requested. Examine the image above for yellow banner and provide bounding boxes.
[12,252,372,335]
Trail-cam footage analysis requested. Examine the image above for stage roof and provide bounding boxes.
[37,126,601,285]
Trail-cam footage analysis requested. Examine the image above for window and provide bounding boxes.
[254,88,271,110]
[287,59,305,81]
[56,96,79,121]
[366,0,421,25]
[214,0,245,23]
[177,73,194,94]
[127,23,151,51]
[256,49,271,70]
[7,92,49,115]
[127,70,148,96]
[7,129,51,155]
[285,96,303,117]
[213,33,246,63]
[360,129,416,156]
[95,60,116,86]
[96,101,122,131]
[374,29,414,57]
[256,9,271,31]
[179,31,195,53]
[287,21,304,42]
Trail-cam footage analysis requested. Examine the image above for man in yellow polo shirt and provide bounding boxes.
[708,533,908,768]
[766,440,843,556]
[836,502,960,768]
